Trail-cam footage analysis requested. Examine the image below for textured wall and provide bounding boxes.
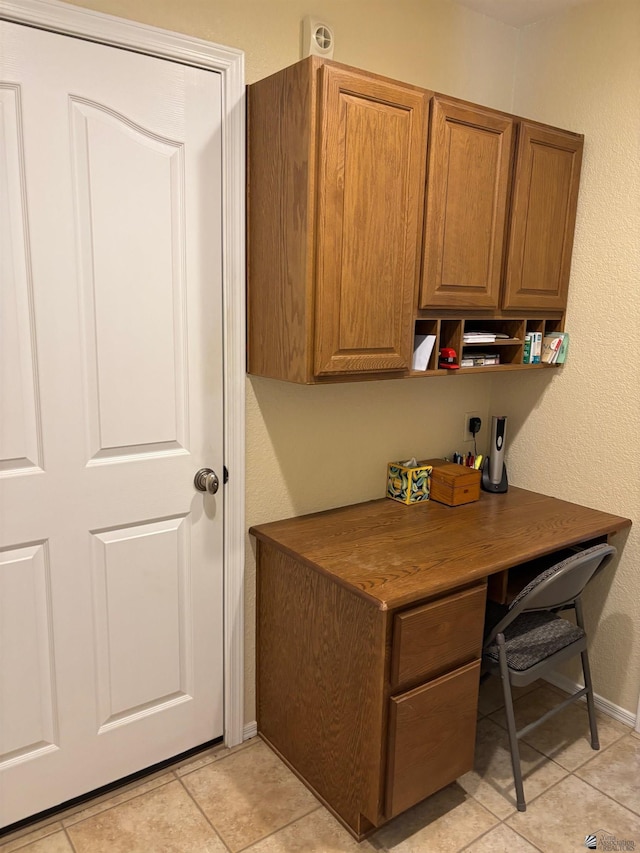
[63,0,518,97]
[491,0,640,714]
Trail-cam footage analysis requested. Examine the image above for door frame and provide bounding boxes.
[0,0,246,748]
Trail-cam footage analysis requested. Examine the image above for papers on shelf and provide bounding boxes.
[412,334,436,371]
[463,333,496,343]
[460,353,500,368]
[463,331,510,343]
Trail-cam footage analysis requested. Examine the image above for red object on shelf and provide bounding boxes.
[439,346,460,369]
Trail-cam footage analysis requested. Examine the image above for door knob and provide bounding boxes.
[194,468,220,495]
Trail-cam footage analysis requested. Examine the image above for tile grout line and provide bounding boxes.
[174,773,233,853]
[232,804,324,853]
[0,824,61,852]
[483,713,631,773]
[454,818,502,852]
[168,738,265,851]
[175,740,326,852]
[60,771,180,830]
[63,826,78,853]
[0,743,245,848]
[573,767,640,818]
[175,739,260,781]
[0,743,253,846]
[575,729,635,769]
[499,812,546,853]
[0,768,183,846]
[455,817,545,853]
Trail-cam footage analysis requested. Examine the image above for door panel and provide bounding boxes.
[503,122,583,310]
[70,99,189,457]
[0,543,57,763]
[0,21,224,827]
[314,65,427,375]
[91,517,192,728]
[0,84,43,474]
[420,97,513,309]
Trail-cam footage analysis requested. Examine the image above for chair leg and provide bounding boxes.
[496,634,526,811]
[580,647,600,750]
[575,599,599,750]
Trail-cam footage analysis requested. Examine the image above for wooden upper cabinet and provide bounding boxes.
[503,122,583,310]
[247,59,584,383]
[247,57,427,383]
[314,65,428,376]
[420,98,513,310]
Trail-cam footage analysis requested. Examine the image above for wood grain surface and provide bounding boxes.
[250,487,631,610]
[421,97,513,310]
[390,583,486,688]
[247,57,318,382]
[385,660,480,816]
[256,542,388,831]
[504,121,583,311]
[313,64,428,375]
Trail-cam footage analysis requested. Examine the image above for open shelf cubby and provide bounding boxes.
[410,316,565,376]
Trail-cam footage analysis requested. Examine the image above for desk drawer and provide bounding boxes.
[385,659,480,817]
[390,583,486,688]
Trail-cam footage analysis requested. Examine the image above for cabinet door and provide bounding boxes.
[314,65,428,376]
[386,660,480,817]
[503,122,583,310]
[420,98,513,310]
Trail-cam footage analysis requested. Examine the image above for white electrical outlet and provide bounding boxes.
[463,411,481,443]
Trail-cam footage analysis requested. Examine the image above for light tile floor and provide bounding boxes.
[2,681,639,853]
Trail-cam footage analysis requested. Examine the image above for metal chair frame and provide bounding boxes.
[482,543,616,811]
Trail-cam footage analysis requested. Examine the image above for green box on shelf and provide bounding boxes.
[387,460,433,505]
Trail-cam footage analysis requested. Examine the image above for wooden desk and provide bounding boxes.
[250,488,630,839]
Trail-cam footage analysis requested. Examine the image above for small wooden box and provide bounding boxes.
[424,458,481,506]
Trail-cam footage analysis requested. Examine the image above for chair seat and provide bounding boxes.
[484,611,585,671]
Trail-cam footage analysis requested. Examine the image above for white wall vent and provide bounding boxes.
[302,16,335,59]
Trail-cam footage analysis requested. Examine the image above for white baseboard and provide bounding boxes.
[243,721,258,740]
[543,674,637,729]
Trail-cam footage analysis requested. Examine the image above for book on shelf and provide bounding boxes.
[556,332,570,363]
[412,334,436,371]
[541,333,563,363]
[523,333,532,364]
[531,331,542,363]
[541,331,569,364]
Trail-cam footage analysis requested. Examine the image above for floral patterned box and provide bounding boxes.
[386,460,433,505]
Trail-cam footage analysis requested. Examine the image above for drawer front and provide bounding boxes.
[390,583,486,688]
[385,659,480,817]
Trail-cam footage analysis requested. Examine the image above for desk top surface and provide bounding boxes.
[250,488,631,610]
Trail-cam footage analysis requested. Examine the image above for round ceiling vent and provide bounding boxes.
[302,17,335,59]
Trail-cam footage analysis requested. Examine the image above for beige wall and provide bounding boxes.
[67,0,640,721]
[491,0,640,715]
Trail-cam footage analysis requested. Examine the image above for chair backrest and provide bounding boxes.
[484,543,616,649]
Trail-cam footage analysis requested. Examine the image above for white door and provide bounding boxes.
[0,20,224,827]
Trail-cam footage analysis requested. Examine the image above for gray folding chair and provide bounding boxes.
[482,542,616,811]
